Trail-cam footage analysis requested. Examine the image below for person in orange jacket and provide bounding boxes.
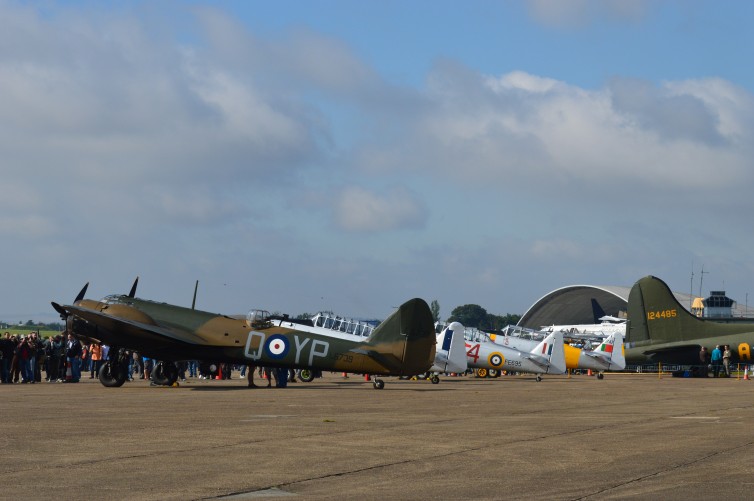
[89,343,102,379]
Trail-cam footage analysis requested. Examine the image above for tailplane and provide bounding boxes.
[529,331,566,374]
[590,332,626,370]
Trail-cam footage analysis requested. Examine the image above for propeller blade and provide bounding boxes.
[74,282,89,302]
[51,302,67,319]
[128,276,139,298]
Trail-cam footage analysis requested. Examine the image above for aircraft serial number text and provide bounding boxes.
[646,309,677,321]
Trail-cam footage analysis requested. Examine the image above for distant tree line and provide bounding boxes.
[445,303,521,331]
[0,320,65,331]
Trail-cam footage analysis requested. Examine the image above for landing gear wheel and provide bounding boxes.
[373,379,385,390]
[477,368,488,378]
[98,361,127,387]
[298,369,315,382]
[152,362,179,386]
[597,372,604,380]
[430,375,440,384]
[536,375,542,382]
[488,369,498,378]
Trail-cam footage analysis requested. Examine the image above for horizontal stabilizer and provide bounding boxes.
[527,331,566,374]
[583,332,626,370]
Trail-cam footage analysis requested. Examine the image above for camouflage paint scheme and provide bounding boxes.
[626,275,754,364]
[52,285,436,388]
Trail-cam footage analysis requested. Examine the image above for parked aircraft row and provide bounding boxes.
[50,274,754,389]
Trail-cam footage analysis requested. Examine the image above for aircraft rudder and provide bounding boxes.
[596,332,625,370]
[610,332,626,370]
[443,321,468,373]
[367,298,436,374]
[627,275,699,344]
[548,331,566,374]
[533,331,566,374]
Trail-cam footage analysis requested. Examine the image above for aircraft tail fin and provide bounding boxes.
[431,321,467,374]
[530,331,566,374]
[628,275,754,346]
[592,332,626,370]
[591,298,606,324]
[627,275,741,345]
[365,298,436,376]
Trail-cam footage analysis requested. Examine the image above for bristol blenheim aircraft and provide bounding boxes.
[52,280,436,389]
[626,275,754,364]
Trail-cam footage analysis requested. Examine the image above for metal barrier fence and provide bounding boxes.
[622,363,753,377]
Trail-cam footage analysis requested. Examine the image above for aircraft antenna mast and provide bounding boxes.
[699,265,709,298]
[689,260,694,309]
[192,280,199,310]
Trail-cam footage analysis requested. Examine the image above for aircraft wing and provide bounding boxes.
[57,303,210,347]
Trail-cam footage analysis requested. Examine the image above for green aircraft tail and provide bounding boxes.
[627,275,753,344]
[364,298,436,376]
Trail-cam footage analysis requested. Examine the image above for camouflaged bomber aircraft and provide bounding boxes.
[51,279,436,389]
[626,275,754,365]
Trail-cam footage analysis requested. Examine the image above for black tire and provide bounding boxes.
[152,362,178,386]
[430,375,440,384]
[373,379,385,390]
[597,372,604,380]
[488,369,498,378]
[298,369,315,383]
[199,362,219,379]
[536,375,542,382]
[477,368,488,378]
[98,362,127,388]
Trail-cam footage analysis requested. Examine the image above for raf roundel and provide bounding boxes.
[264,335,290,359]
[488,352,505,368]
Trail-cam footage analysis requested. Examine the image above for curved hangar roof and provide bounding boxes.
[518,285,630,329]
[517,284,695,330]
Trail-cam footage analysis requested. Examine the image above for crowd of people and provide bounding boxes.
[0,331,305,386]
[0,331,77,383]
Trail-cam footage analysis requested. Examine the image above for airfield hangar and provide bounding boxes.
[517,284,694,330]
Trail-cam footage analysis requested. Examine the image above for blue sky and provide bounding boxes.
[3,0,754,323]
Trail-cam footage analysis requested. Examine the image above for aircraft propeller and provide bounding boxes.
[74,282,89,302]
[51,282,89,320]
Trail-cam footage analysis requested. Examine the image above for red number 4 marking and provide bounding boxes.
[466,343,480,364]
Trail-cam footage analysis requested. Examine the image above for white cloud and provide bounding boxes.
[359,65,754,196]
[526,0,648,29]
[1,1,753,326]
[334,186,427,232]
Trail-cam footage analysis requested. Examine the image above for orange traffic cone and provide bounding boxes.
[216,366,223,380]
[65,360,72,381]
[364,373,370,381]
[744,366,750,380]
[587,369,593,376]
